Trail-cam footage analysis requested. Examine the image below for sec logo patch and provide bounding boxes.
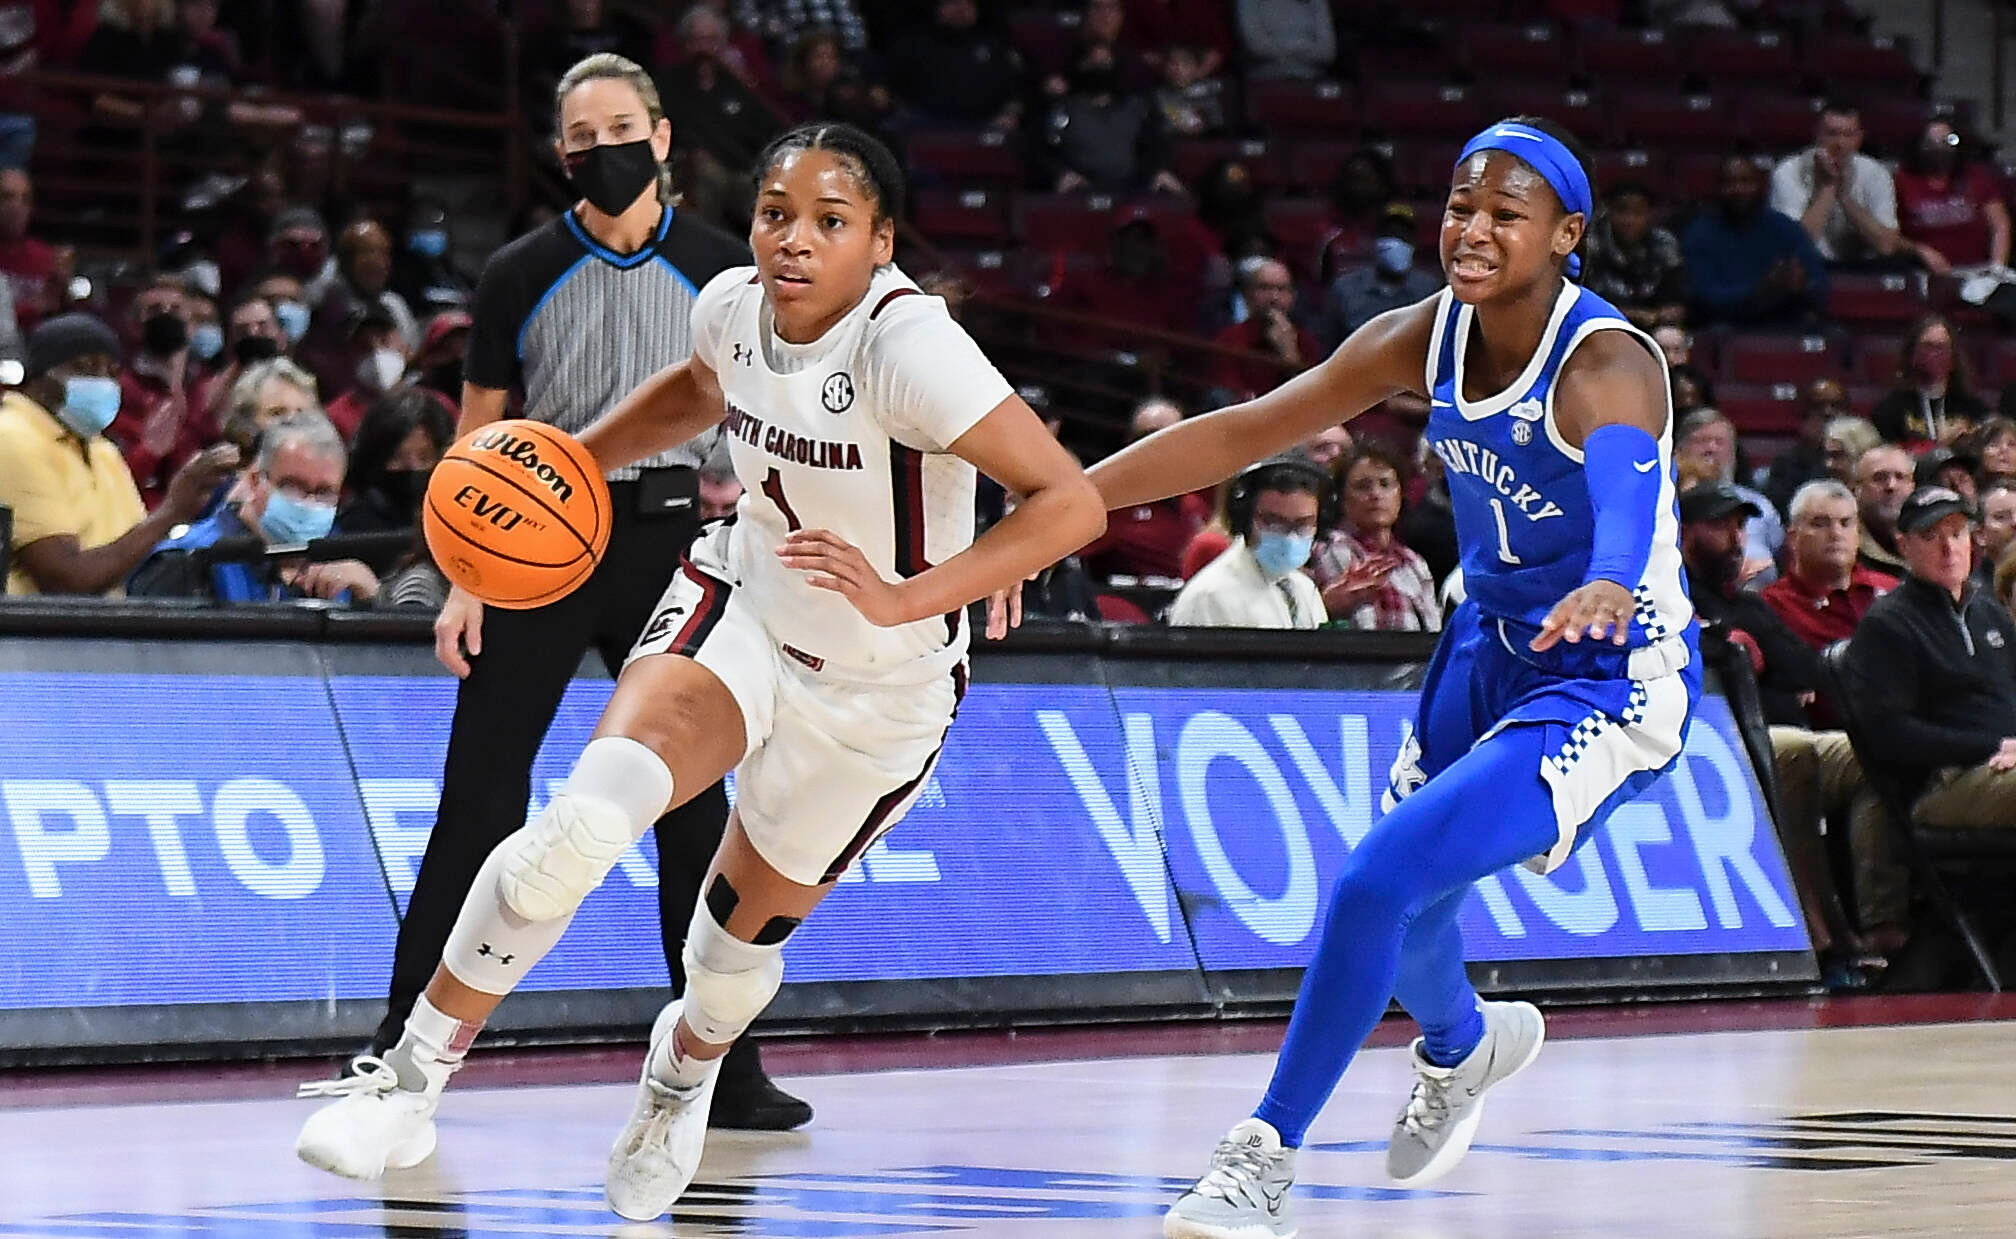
[822,372,855,413]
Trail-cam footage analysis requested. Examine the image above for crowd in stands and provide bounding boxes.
[0,0,2013,985]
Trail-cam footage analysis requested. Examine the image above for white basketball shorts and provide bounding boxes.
[626,532,964,886]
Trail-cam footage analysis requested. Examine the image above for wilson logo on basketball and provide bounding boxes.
[468,429,578,503]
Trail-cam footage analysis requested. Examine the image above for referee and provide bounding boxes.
[361,53,809,1130]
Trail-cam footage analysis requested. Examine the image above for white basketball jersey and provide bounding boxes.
[692,263,1013,680]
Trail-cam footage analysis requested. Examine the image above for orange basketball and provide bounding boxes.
[423,419,612,609]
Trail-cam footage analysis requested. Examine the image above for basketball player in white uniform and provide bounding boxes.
[293,122,1106,1224]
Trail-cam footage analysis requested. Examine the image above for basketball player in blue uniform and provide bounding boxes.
[1087,118,1699,1239]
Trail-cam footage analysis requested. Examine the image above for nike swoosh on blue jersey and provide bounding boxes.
[1633,459,1658,472]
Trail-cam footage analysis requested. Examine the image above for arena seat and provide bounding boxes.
[1019,195,1120,255]
[1689,28,1802,85]
[1716,381,1807,435]
[1171,140,1286,191]
[1802,32,1923,95]
[912,188,1012,243]
[1853,335,1905,384]
[1737,92,1826,151]
[1482,84,1605,143]
[1720,333,1843,385]
[1286,141,1361,195]
[906,131,1024,187]
[1827,274,1926,326]
[1360,81,1489,140]
[1608,90,1732,147]
[1985,339,2016,388]
[1247,79,1358,137]
[1575,25,1690,88]
[1456,22,1571,78]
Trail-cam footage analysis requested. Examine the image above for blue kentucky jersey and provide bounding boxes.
[1424,280,1694,664]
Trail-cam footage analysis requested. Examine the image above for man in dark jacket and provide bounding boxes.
[1680,483,1871,966]
[1843,486,2016,940]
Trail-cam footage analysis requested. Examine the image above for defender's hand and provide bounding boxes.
[1532,579,1635,650]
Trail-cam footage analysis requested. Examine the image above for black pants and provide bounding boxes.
[373,476,734,1054]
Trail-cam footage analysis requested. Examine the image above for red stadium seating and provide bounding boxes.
[1008,10,1081,74]
[912,189,1011,243]
[1360,81,1489,140]
[1854,335,1906,384]
[1716,381,1807,435]
[1609,90,1732,147]
[1858,97,1935,156]
[1261,198,1337,282]
[1669,150,1726,203]
[1592,148,1664,201]
[906,131,1025,187]
[1985,339,2016,388]
[1248,79,1358,137]
[1827,273,1926,325]
[937,248,1025,299]
[1019,195,1121,254]
[1287,141,1363,194]
[1394,141,1465,197]
[1739,93,1825,151]
[1576,25,1691,87]
[1803,32,1922,94]
[1719,333,1842,384]
[1457,22,1571,78]
[1171,140,1286,191]
[1690,29,1802,84]
[1483,84,1606,145]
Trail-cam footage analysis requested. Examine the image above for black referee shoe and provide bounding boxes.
[709,1037,813,1131]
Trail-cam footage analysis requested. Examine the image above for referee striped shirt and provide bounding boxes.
[464,206,749,480]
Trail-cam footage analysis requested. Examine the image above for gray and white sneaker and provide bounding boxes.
[605,1000,719,1222]
[1386,999,1546,1185]
[1163,1118,1297,1239]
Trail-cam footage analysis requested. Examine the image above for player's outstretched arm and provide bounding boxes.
[1531,331,1672,651]
[1089,298,1439,511]
[777,392,1105,628]
[577,355,729,475]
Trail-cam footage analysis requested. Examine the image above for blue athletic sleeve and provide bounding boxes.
[1581,423,1663,589]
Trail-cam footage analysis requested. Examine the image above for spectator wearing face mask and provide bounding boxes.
[336,388,453,574]
[323,303,410,442]
[1870,314,1986,450]
[1761,377,1850,517]
[0,312,239,595]
[196,291,287,426]
[250,269,313,351]
[1894,120,2010,277]
[129,410,378,603]
[1581,180,1687,330]
[108,277,213,510]
[390,196,473,318]
[1169,454,1327,628]
[408,309,469,404]
[265,206,336,302]
[183,287,222,371]
[1319,204,1440,351]
[1210,258,1316,402]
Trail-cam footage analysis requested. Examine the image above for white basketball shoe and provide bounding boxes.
[1386,999,1546,1185]
[605,1000,721,1221]
[1162,1117,1297,1239]
[294,1056,439,1179]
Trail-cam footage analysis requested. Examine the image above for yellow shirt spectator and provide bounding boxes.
[0,389,146,595]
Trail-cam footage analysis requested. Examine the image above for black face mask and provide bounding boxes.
[233,334,281,366]
[380,468,431,516]
[566,139,660,217]
[142,311,188,357]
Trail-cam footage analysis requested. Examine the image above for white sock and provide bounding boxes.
[650,1020,724,1090]
[385,994,481,1098]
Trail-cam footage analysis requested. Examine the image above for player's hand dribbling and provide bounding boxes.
[778,529,913,627]
[435,584,484,678]
[1532,579,1635,651]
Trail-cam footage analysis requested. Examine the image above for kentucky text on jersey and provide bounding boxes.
[1430,437,1567,523]
[723,399,864,471]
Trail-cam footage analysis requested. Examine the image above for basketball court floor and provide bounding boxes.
[5,996,2014,1238]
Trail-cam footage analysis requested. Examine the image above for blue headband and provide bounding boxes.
[1455,123,1592,277]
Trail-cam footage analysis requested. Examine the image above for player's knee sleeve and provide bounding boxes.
[443,840,574,995]
[680,903,784,1044]
[498,736,673,922]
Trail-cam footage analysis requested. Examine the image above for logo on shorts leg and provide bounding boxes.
[821,372,855,413]
[640,603,687,644]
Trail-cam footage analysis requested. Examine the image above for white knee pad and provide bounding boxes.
[680,905,785,1044]
[499,737,673,922]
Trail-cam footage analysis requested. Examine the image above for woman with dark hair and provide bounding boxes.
[780,29,893,129]
[1870,313,1987,449]
[1091,115,1699,1237]
[1311,440,1442,630]
[1969,414,2016,480]
[1894,119,2010,276]
[337,388,454,572]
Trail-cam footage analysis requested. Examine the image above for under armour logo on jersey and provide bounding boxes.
[731,342,753,366]
[821,372,856,413]
[476,943,516,965]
